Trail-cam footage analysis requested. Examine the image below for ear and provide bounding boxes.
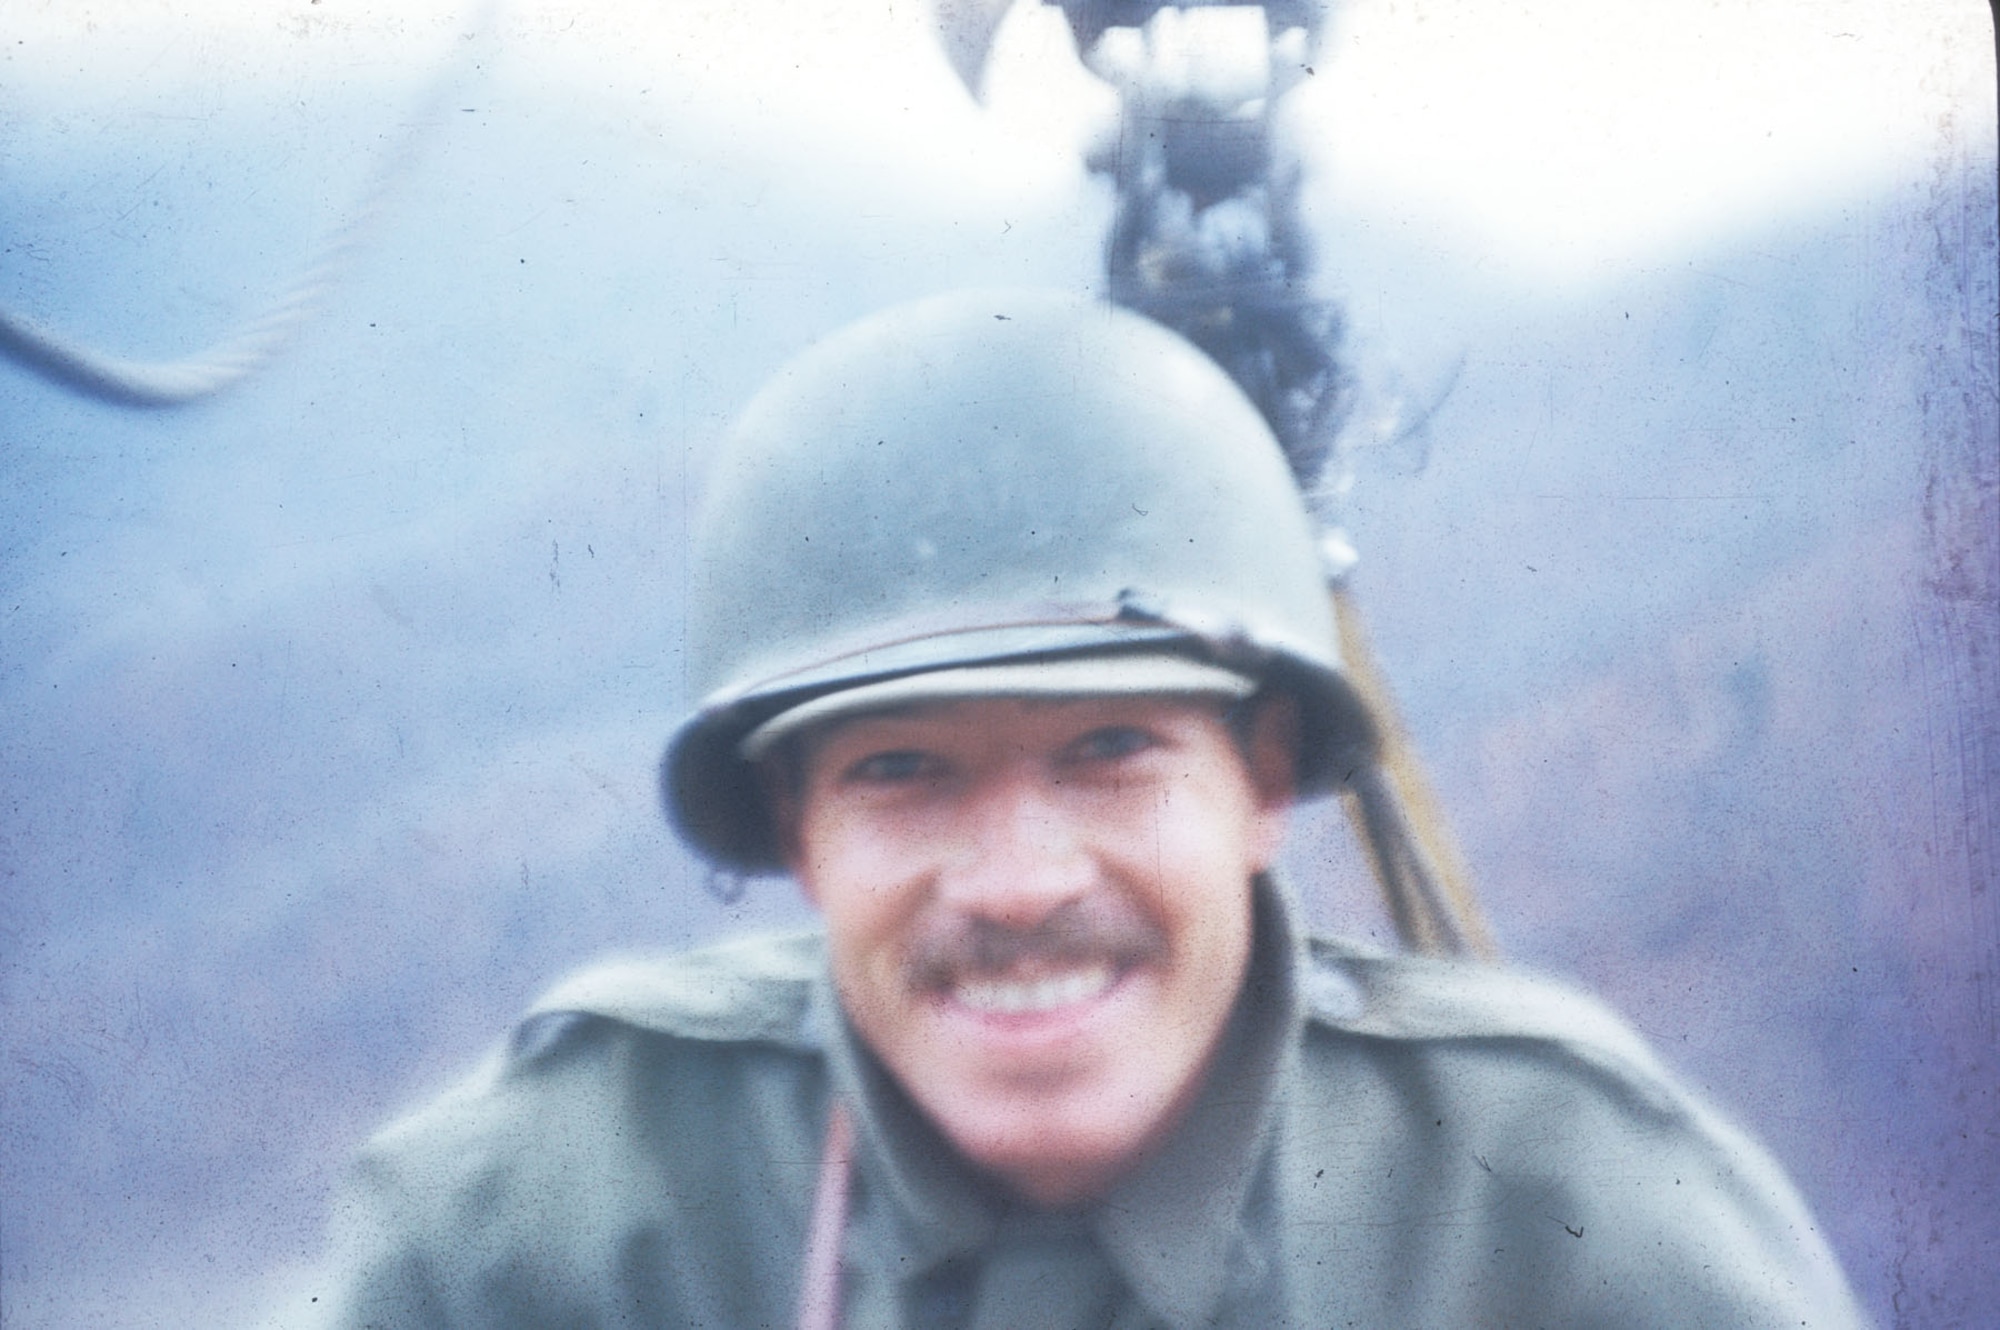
[1241,692,1300,868]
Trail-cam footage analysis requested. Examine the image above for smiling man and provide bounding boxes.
[768,686,1293,1212]
[321,291,1865,1328]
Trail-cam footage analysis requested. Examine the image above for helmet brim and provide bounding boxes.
[663,627,1377,873]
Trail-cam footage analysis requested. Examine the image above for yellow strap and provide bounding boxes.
[1332,586,1499,959]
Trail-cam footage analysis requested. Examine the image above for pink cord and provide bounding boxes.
[795,1101,854,1330]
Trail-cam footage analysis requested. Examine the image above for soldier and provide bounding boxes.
[320,290,1865,1327]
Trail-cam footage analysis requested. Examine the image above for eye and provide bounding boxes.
[1066,725,1157,764]
[841,749,943,785]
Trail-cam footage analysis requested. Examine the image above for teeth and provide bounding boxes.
[954,966,1114,1015]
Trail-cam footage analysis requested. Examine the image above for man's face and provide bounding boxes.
[778,693,1294,1207]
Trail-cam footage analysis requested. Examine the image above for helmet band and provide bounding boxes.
[738,655,1257,760]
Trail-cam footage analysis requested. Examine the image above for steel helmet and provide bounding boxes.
[664,289,1376,870]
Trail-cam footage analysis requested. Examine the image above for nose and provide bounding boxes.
[933,767,1095,928]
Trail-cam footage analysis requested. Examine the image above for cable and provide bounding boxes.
[0,0,501,408]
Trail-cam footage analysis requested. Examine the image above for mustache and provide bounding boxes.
[904,897,1168,991]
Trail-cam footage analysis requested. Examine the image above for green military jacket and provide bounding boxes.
[319,879,1865,1328]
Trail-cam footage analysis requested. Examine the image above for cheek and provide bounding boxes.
[1137,781,1266,873]
[795,815,922,961]
[1129,790,1260,956]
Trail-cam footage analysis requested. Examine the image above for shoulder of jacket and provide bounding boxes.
[507,929,829,1064]
[1298,934,1683,1117]
[353,932,826,1164]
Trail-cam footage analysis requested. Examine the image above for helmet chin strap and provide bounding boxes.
[795,1102,855,1330]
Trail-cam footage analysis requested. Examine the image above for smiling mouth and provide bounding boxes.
[951,964,1117,1015]
[905,899,1169,1006]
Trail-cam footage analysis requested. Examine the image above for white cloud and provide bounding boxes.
[1300,0,1996,277]
[14,0,1986,284]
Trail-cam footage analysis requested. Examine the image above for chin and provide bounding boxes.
[929,1080,1178,1207]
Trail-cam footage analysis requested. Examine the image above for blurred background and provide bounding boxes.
[1,1,1993,1325]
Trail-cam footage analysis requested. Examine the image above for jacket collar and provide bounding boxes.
[816,872,1305,1328]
